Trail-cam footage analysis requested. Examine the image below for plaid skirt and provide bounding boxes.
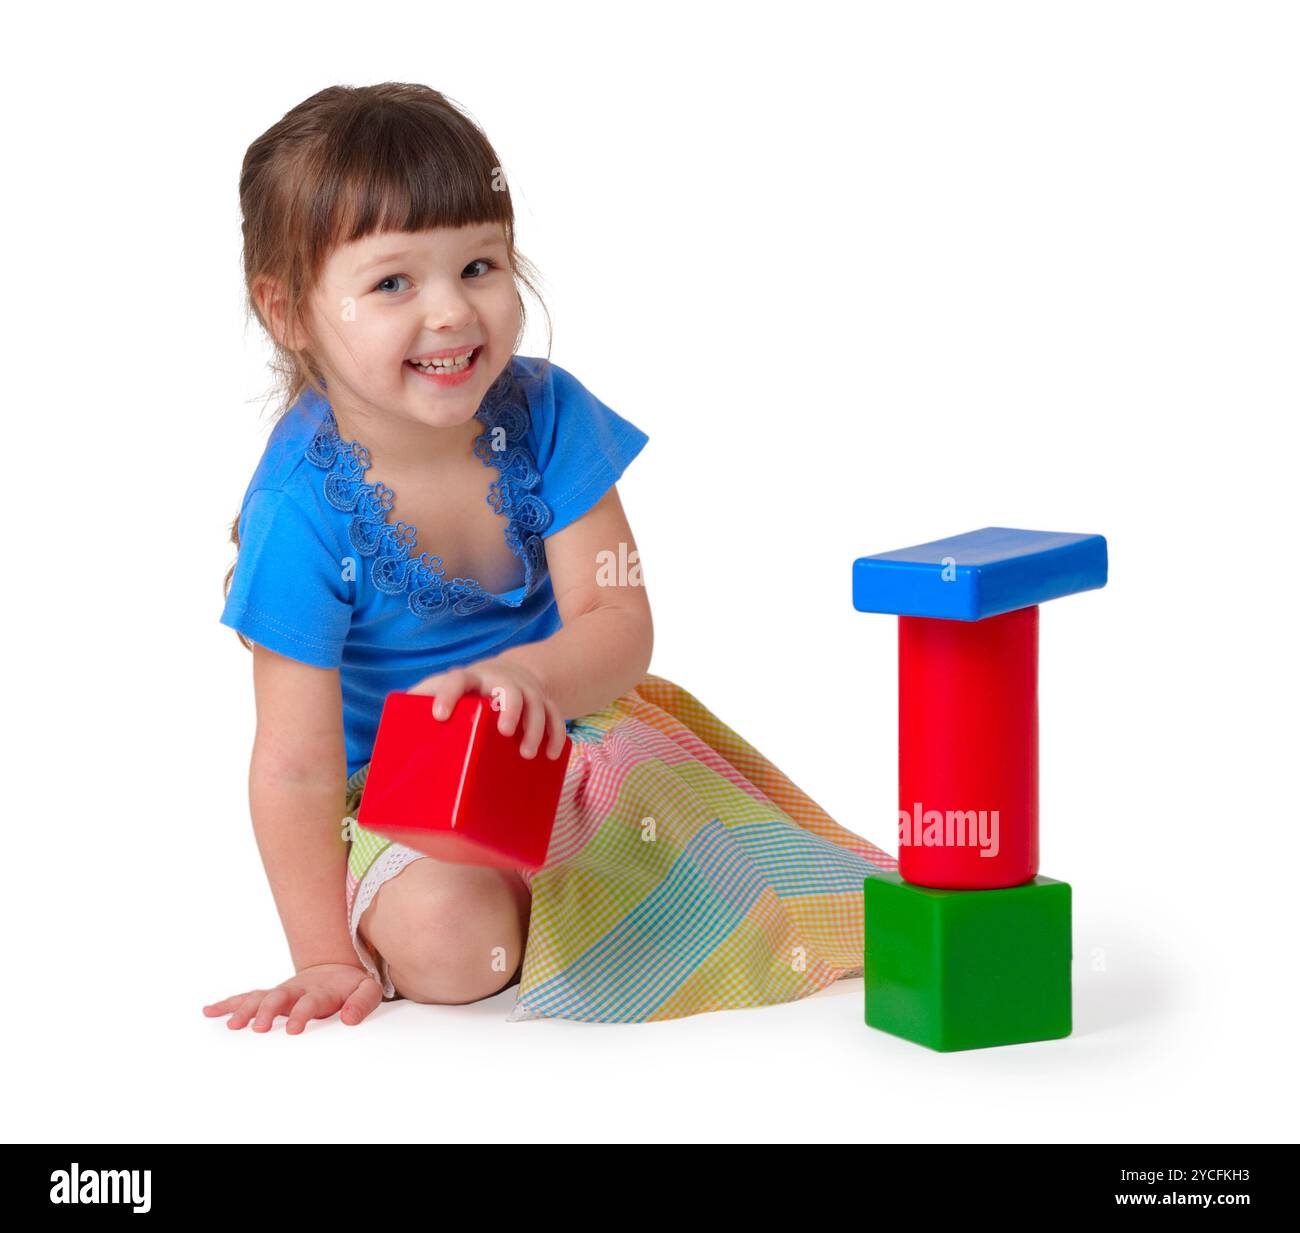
[342,672,895,1023]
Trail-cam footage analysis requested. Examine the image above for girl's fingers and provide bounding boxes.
[285,991,329,1035]
[251,987,293,1032]
[493,684,525,738]
[409,668,566,761]
[339,977,384,1027]
[211,978,382,1034]
[519,690,548,759]
[429,670,470,720]
[227,990,268,1030]
[544,700,569,760]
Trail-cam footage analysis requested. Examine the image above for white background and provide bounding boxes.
[4,0,1296,1143]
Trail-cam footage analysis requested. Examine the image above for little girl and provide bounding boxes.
[205,82,894,1034]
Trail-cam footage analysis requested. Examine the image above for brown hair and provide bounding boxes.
[223,82,552,648]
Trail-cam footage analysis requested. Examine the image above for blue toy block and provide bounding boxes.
[851,526,1108,621]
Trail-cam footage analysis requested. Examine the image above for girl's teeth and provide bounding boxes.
[409,349,476,374]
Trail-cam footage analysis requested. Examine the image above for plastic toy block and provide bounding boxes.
[898,605,1039,888]
[356,690,571,871]
[863,871,1071,1051]
[852,526,1108,621]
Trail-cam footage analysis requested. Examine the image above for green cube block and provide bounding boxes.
[863,871,1071,1052]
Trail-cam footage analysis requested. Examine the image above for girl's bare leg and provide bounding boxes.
[358,859,531,1004]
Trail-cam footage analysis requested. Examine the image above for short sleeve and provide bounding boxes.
[219,487,353,669]
[525,361,649,538]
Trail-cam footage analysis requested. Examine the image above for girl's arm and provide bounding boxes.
[248,644,357,972]
[493,486,653,720]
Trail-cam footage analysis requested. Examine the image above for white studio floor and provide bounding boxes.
[10,842,1286,1143]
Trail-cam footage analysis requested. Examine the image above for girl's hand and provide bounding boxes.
[202,963,382,1034]
[407,658,568,761]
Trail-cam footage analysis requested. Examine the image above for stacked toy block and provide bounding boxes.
[852,527,1107,1051]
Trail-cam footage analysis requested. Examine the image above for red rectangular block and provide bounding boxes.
[356,690,571,870]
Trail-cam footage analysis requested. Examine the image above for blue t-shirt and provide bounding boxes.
[220,355,649,777]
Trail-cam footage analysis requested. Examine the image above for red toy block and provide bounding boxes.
[356,690,572,871]
[898,605,1039,889]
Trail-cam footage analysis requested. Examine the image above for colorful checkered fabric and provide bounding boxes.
[343,673,895,1023]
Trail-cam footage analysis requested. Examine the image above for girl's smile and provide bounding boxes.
[405,343,484,388]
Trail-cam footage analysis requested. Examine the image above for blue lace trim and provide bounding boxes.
[303,370,553,619]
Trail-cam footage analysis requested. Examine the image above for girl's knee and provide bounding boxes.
[371,870,529,1005]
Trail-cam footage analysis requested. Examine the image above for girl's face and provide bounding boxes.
[303,222,521,432]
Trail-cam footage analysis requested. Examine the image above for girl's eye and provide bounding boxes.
[373,262,497,292]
